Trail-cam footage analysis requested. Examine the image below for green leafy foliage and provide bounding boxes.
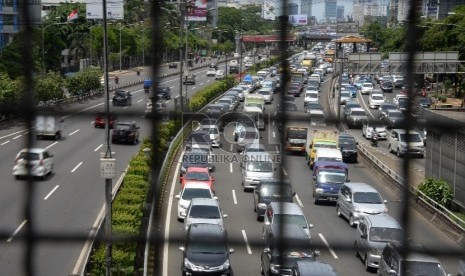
[417,178,454,208]
[35,71,64,102]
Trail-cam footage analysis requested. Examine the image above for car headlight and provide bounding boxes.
[180,203,188,210]
[257,203,267,210]
[219,259,230,270]
[315,188,324,193]
[353,207,361,213]
[184,258,202,271]
[270,263,280,274]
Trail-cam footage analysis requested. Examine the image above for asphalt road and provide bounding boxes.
[162,71,462,276]
[0,59,229,275]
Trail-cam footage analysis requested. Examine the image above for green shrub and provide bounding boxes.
[417,178,454,208]
[126,165,149,179]
[89,246,106,275]
[114,192,145,206]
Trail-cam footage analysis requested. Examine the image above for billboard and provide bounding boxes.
[289,14,307,25]
[262,0,276,20]
[187,0,207,21]
[86,0,124,20]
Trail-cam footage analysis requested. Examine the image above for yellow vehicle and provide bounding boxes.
[306,130,339,169]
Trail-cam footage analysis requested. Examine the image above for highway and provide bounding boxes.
[0,59,225,275]
[163,70,462,275]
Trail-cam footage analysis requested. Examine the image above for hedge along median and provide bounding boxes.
[87,75,235,275]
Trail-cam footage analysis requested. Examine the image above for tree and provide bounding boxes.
[417,178,454,209]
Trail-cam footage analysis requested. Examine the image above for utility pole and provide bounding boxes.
[179,2,185,111]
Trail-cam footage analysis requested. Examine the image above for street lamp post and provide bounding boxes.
[183,1,195,111]
[119,23,122,71]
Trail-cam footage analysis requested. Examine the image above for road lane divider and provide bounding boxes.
[282,167,288,176]
[230,163,233,173]
[13,135,21,140]
[295,193,304,208]
[7,220,27,243]
[94,144,103,152]
[232,190,237,205]
[1,140,10,145]
[71,162,83,173]
[69,129,79,136]
[44,185,60,200]
[162,152,182,276]
[318,233,338,259]
[241,230,253,255]
[45,141,58,149]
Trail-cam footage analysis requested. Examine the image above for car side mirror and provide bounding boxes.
[223,214,228,218]
[361,233,367,239]
[292,192,296,197]
[263,248,270,254]
[313,175,316,180]
[313,250,321,256]
[175,195,180,199]
[383,199,388,203]
[214,196,218,200]
[346,197,351,202]
[229,248,235,254]
[346,178,350,182]
[309,224,314,229]
[178,246,185,252]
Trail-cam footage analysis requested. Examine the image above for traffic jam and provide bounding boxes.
[170,42,457,276]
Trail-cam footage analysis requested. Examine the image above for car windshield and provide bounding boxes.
[18,152,40,160]
[115,91,126,97]
[315,142,337,149]
[317,170,346,183]
[246,161,273,172]
[399,133,423,143]
[259,90,270,95]
[306,103,322,110]
[116,123,131,130]
[346,104,361,111]
[372,95,384,100]
[400,261,446,276]
[390,112,404,118]
[273,214,308,228]
[181,188,212,200]
[369,227,403,243]
[187,235,226,254]
[189,205,221,219]
[260,185,292,197]
[339,136,356,144]
[368,122,385,128]
[185,171,210,181]
[353,192,383,204]
[363,83,373,88]
[287,129,307,139]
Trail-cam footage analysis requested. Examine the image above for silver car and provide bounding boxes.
[354,214,403,271]
[336,182,388,227]
[184,198,227,231]
[13,148,54,180]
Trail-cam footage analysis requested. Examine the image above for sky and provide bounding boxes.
[311,0,354,22]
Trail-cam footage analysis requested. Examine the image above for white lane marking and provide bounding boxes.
[165,100,171,103]
[241,230,253,254]
[232,190,237,204]
[295,193,304,208]
[230,163,233,173]
[13,135,21,140]
[275,145,280,153]
[169,86,174,89]
[1,140,10,145]
[45,142,58,149]
[318,233,339,259]
[282,167,288,176]
[7,220,27,242]
[163,151,183,276]
[230,144,233,152]
[69,129,80,136]
[0,129,29,140]
[44,185,59,200]
[90,121,94,125]
[272,131,276,138]
[137,99,144,103]
[94,144,103,152]
[71,162,83,173]
[272,120,275,125]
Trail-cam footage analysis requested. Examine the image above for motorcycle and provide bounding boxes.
[371,132,379,147]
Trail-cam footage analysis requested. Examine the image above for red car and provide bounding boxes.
[94,112,117,128]
[180,166,215,190]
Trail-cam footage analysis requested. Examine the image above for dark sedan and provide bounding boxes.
[112,90,132,106]
[382,109,405,128]
[111,121,140,144]
[380,81,393,93]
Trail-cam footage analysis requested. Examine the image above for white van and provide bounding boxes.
[257,88,273,103]
[314,148,343,163]
[241,151,275,191]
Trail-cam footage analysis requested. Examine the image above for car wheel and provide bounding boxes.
[396,148,401,157]
[260,264,264,275]
[388,144,392,153]
[355,241,360,257]
[349,214,356,227]
[336,205,342,217]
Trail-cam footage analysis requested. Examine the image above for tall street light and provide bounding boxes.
[182,1,195,111]
[118,23,132,71]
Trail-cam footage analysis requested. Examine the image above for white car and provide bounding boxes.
[361,82,374,95]
[304,90,319,105]
[368,93,386,109]
[184,198,227,231]
[175,182,217,221]
[206,68,217,76]
[214,70,225,80]
[257,88,273,103]
[13,148,54,180]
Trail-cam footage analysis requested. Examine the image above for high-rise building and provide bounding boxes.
[324,0,337,21]
[337,5,345,20]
